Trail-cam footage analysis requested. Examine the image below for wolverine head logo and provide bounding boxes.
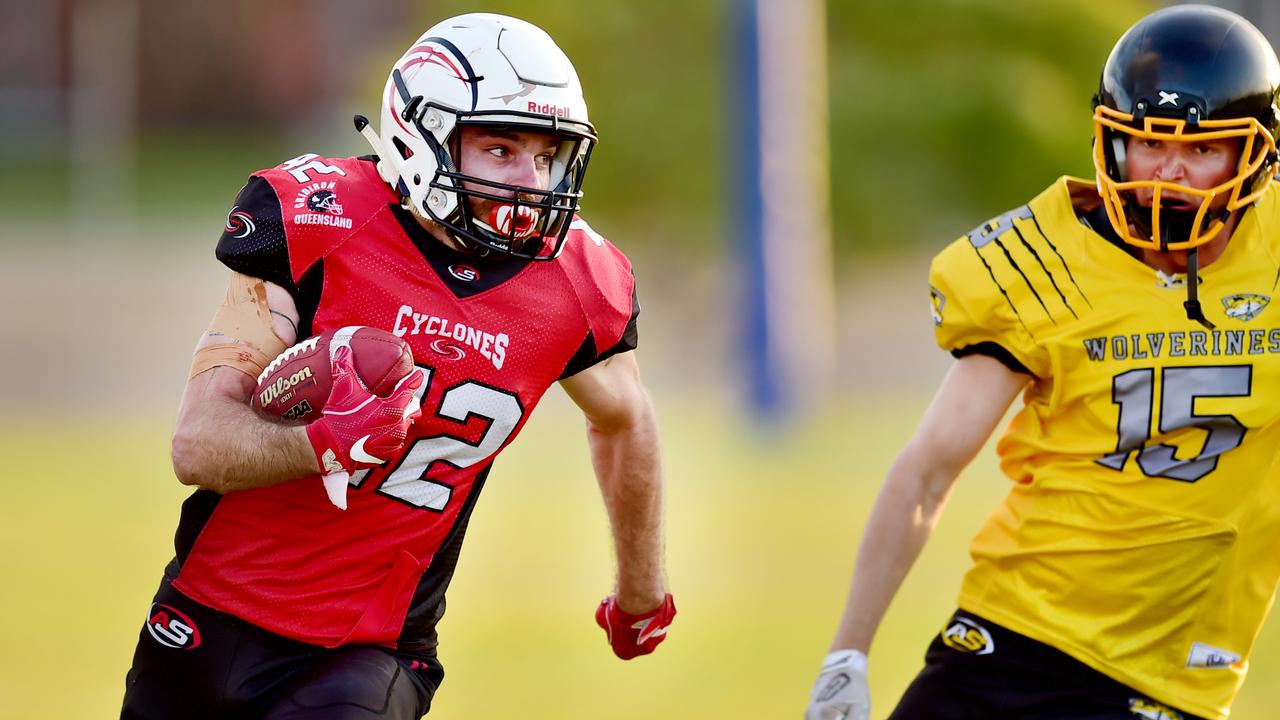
[1221,293,1270,322]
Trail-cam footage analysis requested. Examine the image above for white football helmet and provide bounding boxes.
[362,13,597,260]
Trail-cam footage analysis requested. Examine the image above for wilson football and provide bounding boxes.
[251,326,415,422]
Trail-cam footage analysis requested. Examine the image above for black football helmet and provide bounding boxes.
[1093,4,1280,253]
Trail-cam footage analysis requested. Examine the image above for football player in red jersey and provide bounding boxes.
[120,13,674,720]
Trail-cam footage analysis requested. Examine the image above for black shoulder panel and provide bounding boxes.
[215,176,293,290]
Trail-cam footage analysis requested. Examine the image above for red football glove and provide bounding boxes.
[304,345,423,502]
[595,593,676,660]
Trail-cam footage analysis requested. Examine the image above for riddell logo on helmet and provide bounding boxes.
[528,101,571,118]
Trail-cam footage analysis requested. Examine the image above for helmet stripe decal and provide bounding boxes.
[403,44,467,83]
[422,36,480,111]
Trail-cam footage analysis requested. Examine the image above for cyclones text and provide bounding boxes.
[392,304,509,369]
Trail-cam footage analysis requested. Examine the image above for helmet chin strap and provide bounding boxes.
[354,115,400,188]
[353,114,485,254]
[1130,202,1216,328]
[1182,246,1214,329]
[1157,213,1216,329]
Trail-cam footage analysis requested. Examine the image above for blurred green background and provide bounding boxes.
[7,0,1280,718]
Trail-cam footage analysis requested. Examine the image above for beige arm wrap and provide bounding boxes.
[190,273,290,379]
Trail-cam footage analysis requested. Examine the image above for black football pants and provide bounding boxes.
[120,578,444,720]
[887,609,1207,720]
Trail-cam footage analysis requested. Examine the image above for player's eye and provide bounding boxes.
[487,146,509,158]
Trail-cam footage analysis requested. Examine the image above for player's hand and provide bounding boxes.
[595,593,676,660]
[805,649,869,720]
[305,345,423,477]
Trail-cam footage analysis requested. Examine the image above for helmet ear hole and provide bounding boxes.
[393,137,414,160]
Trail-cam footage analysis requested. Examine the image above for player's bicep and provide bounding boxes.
[263,281,300,344]
[906,354,1028,477]
[561,351,651,432]
[177,275,297,438]
[190,273,295,381]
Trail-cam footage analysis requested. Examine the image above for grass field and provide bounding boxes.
[5,392,1280,719]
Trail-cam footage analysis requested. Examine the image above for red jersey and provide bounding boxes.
[169,154,638,654]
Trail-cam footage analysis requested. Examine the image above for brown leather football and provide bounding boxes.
[251,326,415,422]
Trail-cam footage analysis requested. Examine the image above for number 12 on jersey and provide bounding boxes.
[352,366,524,510]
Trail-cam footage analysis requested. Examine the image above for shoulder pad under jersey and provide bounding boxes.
[555,217,639,373]
[216,154,396,286]
[931,182,1091,377]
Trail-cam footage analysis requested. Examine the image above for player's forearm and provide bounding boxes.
[588,405,667,613]
[171,369,319,493]
[829,450,957,653]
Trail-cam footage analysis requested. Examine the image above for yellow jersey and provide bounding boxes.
[930,176,1280,719]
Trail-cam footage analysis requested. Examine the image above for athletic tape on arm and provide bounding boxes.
[189,273,290,379]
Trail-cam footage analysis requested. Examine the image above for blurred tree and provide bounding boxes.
[828,0,1155,252]
[0,0,1209,258]
[399,0,725,244]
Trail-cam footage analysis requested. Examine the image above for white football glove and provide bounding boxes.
[805,649,869,720]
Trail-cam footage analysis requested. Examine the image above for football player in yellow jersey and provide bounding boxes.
[805,6,1280,720]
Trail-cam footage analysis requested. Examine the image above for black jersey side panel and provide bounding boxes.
[397,465,493,654]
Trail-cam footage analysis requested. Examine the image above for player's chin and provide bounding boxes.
[1135,196,1201,214]
[1162,195,1202,211]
